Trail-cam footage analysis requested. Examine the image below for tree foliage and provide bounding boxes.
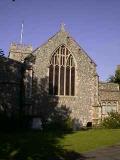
[0,49,4,57]
[101,111,120,129]
[108,69,120,84]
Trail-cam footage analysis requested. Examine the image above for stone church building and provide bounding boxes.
[0,25,120,127]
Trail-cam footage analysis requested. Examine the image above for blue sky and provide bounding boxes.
[0,0,120,81]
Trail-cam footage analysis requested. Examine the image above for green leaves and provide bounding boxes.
[108,68,120,84]
[101,111,120,129]
[0,49,4,57]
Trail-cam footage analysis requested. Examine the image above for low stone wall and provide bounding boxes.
[99,82,119,91]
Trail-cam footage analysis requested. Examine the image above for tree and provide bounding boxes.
[0,49,4,57]
[108,68,120,84]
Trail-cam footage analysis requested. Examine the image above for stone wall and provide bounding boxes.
[99,82,119,91]
[99,82,120,101]
[9,43,32,62]
[99,82,120,118]
[30,28,98,126]
[0,56,23,115]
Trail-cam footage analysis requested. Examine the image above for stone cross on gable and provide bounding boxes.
[60,23,65,32]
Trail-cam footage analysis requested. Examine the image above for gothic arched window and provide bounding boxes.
[49,45,75,96]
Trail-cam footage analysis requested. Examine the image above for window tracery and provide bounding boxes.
[49,45,75,96]
[101,101,118,117]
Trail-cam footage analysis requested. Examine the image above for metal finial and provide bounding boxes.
[60,23,65,32]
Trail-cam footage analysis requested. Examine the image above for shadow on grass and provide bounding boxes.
[0,130,94,160]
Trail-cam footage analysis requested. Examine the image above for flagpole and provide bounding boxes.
[20,21,24,44]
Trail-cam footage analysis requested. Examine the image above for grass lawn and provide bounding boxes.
[60,129,120,153]
[0,129,120,159]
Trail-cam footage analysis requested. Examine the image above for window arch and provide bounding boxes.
[49,45,75,96]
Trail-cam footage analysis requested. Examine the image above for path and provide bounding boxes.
[84,144,120,160]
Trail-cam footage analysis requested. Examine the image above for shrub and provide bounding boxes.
[46,105,73,131]
[101,111,120,129]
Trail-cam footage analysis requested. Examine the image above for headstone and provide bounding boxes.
[32,118,42,130]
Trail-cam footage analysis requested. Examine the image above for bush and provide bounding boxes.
[101,111,120,129]
[46,105,73,131]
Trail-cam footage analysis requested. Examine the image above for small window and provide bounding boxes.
[101,101,118,117]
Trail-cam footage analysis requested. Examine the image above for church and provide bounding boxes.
[0,25,120,128]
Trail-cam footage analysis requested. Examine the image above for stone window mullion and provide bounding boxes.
[64,47,66,95]
[69,57,71,95]
[53,56,55,95]
[58,47,61,95]
[69,67,71,95]
[49,45,75,96]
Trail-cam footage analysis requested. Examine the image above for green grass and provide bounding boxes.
[0,129,120,159]
[60,129,120,153]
